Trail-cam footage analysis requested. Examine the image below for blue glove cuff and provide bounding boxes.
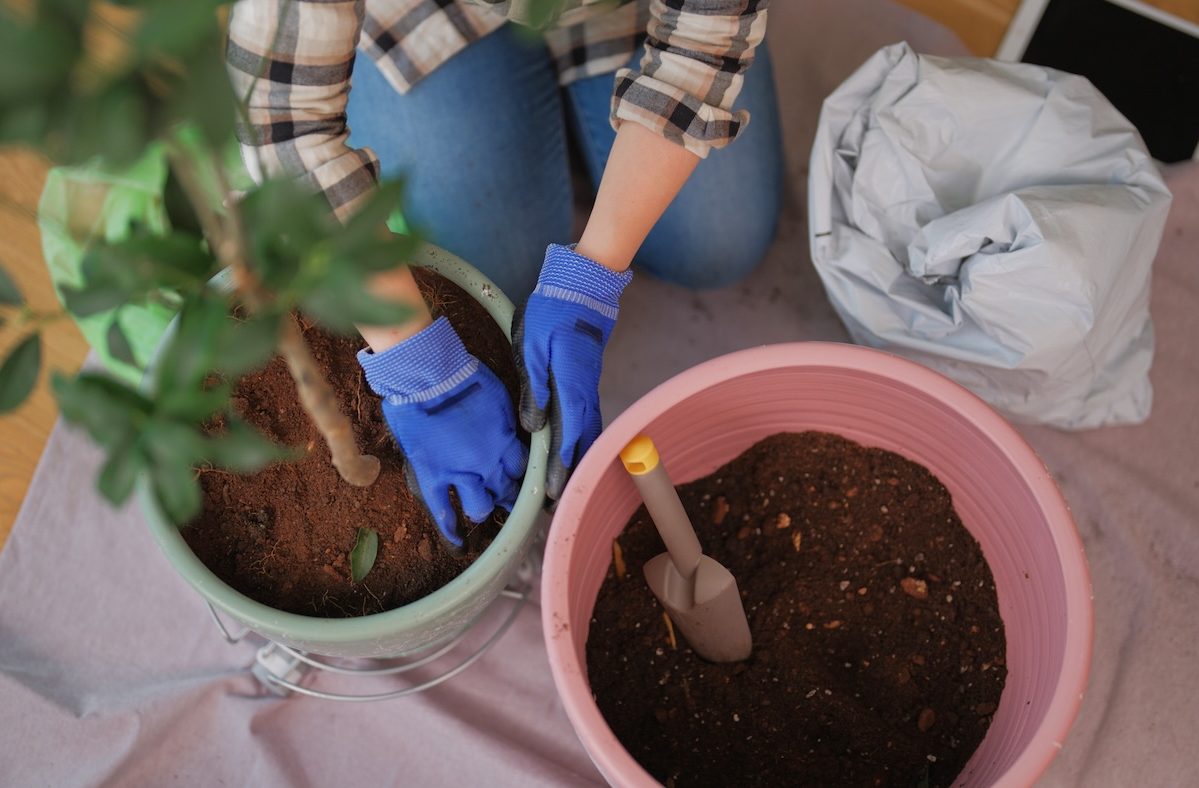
[534,244,633,319]
[357,316,477,404]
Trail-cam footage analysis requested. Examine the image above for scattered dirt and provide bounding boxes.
[184,268,520,617]
[587,432,1006,787]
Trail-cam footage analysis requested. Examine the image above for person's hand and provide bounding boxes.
[514,244,633,500]
[358,317,527,549]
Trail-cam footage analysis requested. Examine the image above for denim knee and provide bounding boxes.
[636,201,780,290]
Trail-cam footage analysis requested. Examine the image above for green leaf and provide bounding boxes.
[0,16,77,104]
[61,282,128,318]
[206,418,294,473]
[86,229,215,289]
[150,458,202,525]
[143,419,211,469]
[0,333,41,413]
[135,0,225,59]
[0,102,53,148]
[157,380,231,421]
[338,181,406,255]
[218,312,280,378]
[332,233,420,276]
[106,319,138,367]
[301,283,411,333]
[0,266,21,305]
[163,40,238,147]
[59,80,152,167]
[162,169,204,237]
[65,229,216,317]
[97,440,146,506]
[350,528,379,582]
[240,180,334,290]
[52,371,153,448]
[153,296,228,393]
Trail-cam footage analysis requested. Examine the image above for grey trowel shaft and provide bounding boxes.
[630,463,702,580]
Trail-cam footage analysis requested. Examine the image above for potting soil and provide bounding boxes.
[587,432,1007,787]
[184,269,520,617]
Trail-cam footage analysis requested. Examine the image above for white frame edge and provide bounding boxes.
[998,0,1199,161]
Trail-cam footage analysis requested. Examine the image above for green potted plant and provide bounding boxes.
[0,0,548,658]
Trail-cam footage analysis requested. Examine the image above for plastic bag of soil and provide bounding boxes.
[808,42,1173,428]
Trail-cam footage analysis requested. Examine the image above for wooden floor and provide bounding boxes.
[0,150,90,551]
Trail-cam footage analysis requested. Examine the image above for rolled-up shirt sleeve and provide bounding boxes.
[226,0,379,222]
[610,0,770,158]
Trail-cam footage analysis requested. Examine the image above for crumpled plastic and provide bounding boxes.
[808,42,1173,428]
[38,146,176,385]
[38,134,262,385]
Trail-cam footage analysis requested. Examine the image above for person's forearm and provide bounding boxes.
[359,260,433,353]
[576,122,699,272]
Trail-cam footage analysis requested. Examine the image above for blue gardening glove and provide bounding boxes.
[513,244,632,500]
[358,317,528,549]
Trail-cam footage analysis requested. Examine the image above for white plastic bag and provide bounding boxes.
[808,42,1172,428]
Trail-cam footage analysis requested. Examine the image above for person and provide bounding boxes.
[226,0,783,548]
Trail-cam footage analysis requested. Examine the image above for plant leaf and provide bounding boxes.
[0,15,77,104]
[144,419,211,469]
[350,528,379,582]
[150,458,202,525]
[97,440,145,505]
[135,0,225,58]
[156,380,231,421]
[52,371,153,448]
[239,180,334,290]
[106,319,138,367]
[65,229,216,318]
[162,169,204,237]
[0,333,41,413]
[168,40,238,146]
[153,295,228,393]
[301,284,411,334]
[206,418,295,473]
[61,283,129,318]
[218,312,280,378]
[59,80,151,167]
[337,181,405,257]
[0,266,21,305]
[83,229,215,291]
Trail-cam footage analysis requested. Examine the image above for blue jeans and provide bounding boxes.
[347,25,783,301]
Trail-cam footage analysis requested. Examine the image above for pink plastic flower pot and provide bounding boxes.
[542,343,1092,787]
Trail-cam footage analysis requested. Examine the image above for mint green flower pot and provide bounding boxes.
[139,243,549,658]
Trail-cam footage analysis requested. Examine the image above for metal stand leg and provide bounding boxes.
[207,563,537,701]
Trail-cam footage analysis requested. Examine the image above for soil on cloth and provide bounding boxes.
[587,432,1007,788]
[184,268,520,618]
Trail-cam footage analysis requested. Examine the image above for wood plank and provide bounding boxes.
[898,0,1199,57]
[1140,0,1199,25]
[895,0,1018,54]
[0,149,90,552]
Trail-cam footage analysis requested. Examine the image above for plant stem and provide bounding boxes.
[166,145,380,487]
[277,314,380,485]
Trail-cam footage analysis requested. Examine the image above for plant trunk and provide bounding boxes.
[167,148,380,487]
[277,315,380,486]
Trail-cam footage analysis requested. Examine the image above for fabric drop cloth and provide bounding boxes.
[2,2,1197,786]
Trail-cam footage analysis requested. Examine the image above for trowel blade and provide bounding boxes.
[644,553,753,663]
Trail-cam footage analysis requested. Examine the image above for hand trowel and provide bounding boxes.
[620,435,752,663]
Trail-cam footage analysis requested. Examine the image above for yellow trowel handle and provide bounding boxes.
[620,436,703,581]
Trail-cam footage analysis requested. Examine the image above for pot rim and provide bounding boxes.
[139,242,550,645]
[542,341,1092,787]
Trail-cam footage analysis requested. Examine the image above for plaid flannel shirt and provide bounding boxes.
[226,0,770,220]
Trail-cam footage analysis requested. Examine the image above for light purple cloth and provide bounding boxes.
[3,4,1197,785]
